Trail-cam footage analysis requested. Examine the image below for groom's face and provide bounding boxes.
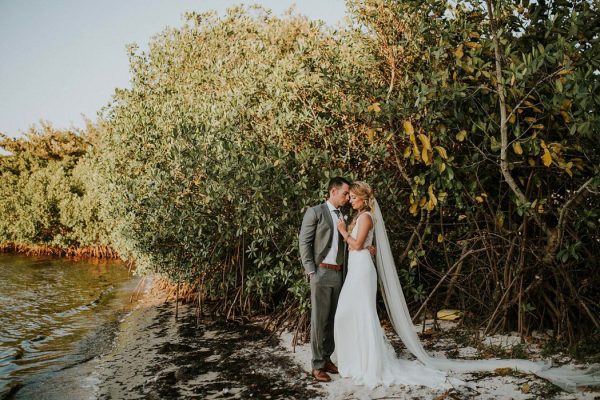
[330,183,350,208]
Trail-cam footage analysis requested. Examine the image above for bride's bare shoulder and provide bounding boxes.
[359,212,373,225]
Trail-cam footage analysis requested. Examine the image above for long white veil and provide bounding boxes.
[372,199,600,392]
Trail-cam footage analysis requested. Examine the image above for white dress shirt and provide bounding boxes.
[321,200,342,265]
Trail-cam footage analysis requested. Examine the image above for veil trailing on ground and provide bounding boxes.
[371,199,600,392]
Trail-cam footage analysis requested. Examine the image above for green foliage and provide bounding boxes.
[1,2,598,341]
[348,0,600,339]
[0,123,111,247]
[96,6,391,311]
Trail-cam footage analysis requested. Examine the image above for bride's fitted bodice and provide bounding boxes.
[350,212,374,250]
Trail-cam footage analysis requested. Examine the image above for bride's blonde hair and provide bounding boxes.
[348,181,375,232]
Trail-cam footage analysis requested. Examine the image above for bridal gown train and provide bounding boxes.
[333,212,451,389]
[333,202,599,392]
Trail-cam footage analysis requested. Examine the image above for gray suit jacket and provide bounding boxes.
[299,202,346,275]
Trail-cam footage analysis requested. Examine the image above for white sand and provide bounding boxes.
[278,320,599,400]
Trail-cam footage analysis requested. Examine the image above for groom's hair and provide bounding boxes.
[328,176,351,192]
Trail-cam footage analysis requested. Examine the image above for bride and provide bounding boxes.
[333,181,599,391]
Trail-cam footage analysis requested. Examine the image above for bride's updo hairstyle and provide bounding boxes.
[348,181,375,232]
[350,181,375,212]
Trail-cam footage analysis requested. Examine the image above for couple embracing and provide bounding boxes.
[299,178,600,391]
[299,177,447,388]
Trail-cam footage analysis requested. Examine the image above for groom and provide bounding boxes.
[299,177,350,382]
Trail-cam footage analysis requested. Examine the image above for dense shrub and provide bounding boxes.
[2,2,598,342]
[0,123,112,253]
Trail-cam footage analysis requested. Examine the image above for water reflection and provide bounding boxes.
[0,253,136,397]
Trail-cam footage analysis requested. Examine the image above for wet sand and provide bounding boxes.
[10,278,599,400]
[12,279,319,400]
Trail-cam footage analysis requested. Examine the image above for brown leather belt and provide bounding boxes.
[319,263,343,271]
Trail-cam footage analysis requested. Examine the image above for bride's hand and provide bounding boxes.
[336,218,347,235]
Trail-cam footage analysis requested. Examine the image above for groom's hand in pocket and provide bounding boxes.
[306,271,315,282]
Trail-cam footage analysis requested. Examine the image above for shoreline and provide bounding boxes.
[9,276,599,399]
[0,242,120,259]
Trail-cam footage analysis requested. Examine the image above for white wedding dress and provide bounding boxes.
[334,212,451,389]
[333,203,600,392]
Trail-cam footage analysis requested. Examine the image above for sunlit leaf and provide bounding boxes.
[367,102,381,113]
[465,41,481,49]
[542,148,553,167]
[403,120,414,135]
[454,44,464,59]
[513,142,523,155]
[435,146,448,159]
[418,134,431,150]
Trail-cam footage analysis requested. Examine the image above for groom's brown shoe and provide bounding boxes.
[324,361,339,374]
[312,369,331,382]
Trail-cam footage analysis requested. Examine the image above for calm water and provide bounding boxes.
[0,254,138,398]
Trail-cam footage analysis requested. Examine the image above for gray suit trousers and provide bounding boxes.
[310,266,343,370]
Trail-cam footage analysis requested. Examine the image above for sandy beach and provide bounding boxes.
[13,277,599,400]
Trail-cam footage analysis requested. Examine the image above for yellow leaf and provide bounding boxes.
[409,202,419,215]
[418,134,432,150]
[408,133,417,145]
[367,102,381,113]
[454,45,464,59]
[560,110,571,123]
[409,259,418,268]
[413,144,421,161]
[542,148,553,167]
[532,124,544,129]
[437,234,444,243]
[403,120,414,135]
[366,128,375,142]
[419,196,427,207]
[475,196,484,203]
[550,143,562,154]
[565,162,573,177]
[456,130,467,142]
[465,41,482,49]
[426,199,435,211]
[403,146,412,158]
[533,106,543,113]
[422,147,430,164]
[439,162,446,173]
[435,146,448,159]
[558,69,573,75]
[524,100,535,107]
[537,204,545,213]
[495,367,513,376]
[458,215,467,221]
[428,185,438,210]
[524,117,537,124]
[508,114,516,124]
[521,383,530,394]
[560,99,572,110]
[437,309,463,320]
[273,159,281,167]
[513,142,523,155]
[528,157,536,166]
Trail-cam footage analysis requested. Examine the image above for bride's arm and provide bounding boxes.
[337,214,373,250]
